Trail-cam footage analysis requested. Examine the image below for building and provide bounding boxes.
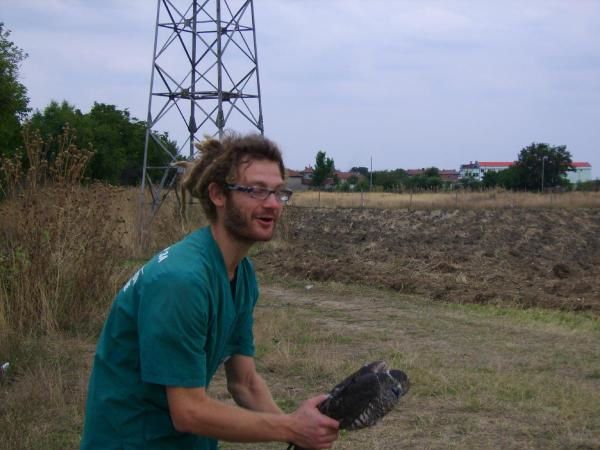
[285,169,306,191]
[459,161,514,181]
[567,162,592,184]
[300,166,314,186]
[407,168,459,182]
[286,166,365,189]
[459,161,593,184]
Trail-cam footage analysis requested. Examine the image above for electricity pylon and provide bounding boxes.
[139,0,264,240]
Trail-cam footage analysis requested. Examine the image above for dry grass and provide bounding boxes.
[290,190,600,210]
[0,332,93,449]
[219,282,600,449]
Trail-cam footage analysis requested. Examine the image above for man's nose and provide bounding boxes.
[263,191,283,208]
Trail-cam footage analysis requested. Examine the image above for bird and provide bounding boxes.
[288,360,410,450]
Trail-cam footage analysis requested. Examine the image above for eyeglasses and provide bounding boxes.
[226,184,293,203]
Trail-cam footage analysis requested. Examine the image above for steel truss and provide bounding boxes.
[139,0,263,238]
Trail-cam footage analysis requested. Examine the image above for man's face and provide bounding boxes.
[223,160,285,244]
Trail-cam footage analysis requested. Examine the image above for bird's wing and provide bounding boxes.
[327,361,388,398]
[320,372,387,429]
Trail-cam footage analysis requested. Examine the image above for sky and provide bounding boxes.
[2,0,600,177]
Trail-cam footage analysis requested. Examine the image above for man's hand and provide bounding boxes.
[288,394,340,449]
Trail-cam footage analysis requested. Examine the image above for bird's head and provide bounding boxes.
[389,369,410,399]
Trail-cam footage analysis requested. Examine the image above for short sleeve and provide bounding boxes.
[138,273,209,387]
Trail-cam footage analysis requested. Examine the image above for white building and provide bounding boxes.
[566,162,592,184]
[459,161,593,184]
[459,161,514,181]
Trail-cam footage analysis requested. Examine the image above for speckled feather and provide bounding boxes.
[289,361,410,450]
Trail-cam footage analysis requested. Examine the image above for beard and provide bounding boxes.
[223,198,276,244]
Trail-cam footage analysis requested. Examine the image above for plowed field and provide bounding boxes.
[253,207,600,313]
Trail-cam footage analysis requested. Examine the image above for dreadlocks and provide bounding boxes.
[180,133,285,222]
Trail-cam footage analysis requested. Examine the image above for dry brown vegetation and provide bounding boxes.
[0,128,129,335]
[290,190,600,210]
[1,144,599,448]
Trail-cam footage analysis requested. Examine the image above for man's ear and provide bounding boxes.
[208,182,226,208]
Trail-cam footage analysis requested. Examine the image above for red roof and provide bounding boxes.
[572,162,591,168]
[335,171,357,181]
[286,169,302,177]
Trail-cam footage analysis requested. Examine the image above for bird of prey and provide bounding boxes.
[288,360,410,450]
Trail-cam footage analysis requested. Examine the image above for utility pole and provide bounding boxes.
[541,155,548,193]
[139,0,264,242]
[370,156,373,191]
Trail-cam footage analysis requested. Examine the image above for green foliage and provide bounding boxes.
[371,167,444,191]
[371,169,408,190]
[350,166,369,177]
[336,181,351,192]
[482,170,500,188]
[406,175,440,190]
[0,23,30,155]
[459,175,483,190]
[423,166,440,178]
[28,101,176,185]
[574,179,600,192]
[312,150,335,187]
[496,166,523,190]
[347,174,359,185]
[514,142,573,191]
[406,167,443,190]
[355,178,370,191]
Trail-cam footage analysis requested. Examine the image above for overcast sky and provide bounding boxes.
[3,0,599,177]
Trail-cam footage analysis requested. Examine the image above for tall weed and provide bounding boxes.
[0,127,127,335]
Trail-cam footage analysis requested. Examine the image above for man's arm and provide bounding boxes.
[224,354,281,413]
[166,386,339,448]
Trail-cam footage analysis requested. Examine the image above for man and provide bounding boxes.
[81,134,339,449]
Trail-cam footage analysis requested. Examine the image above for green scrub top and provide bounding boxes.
[81,226,258,450]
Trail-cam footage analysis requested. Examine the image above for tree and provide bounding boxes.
[482,170,500,188]
[371,169,408,191]
[312,150,335,188]
[28,101,176,185]
[496,166,522,190]
[29,100,84,144]
[350,166,369,177]
[514,142,573,190]
[423,167,440,178]
[0,23,30,155]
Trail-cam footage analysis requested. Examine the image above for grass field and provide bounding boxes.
[1,279,599,449]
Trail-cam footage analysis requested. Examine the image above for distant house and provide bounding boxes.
[301,166,314,186]
[459,160,592,184]
[285,169,305,191]
[568,162,592,184]
[336,170,364,183]
[439,170,460,182]
[459,161,515,181]
[287,166,365,190]
[407,168,459,182]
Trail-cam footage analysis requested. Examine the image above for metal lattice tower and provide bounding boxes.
[139,0,264,237]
